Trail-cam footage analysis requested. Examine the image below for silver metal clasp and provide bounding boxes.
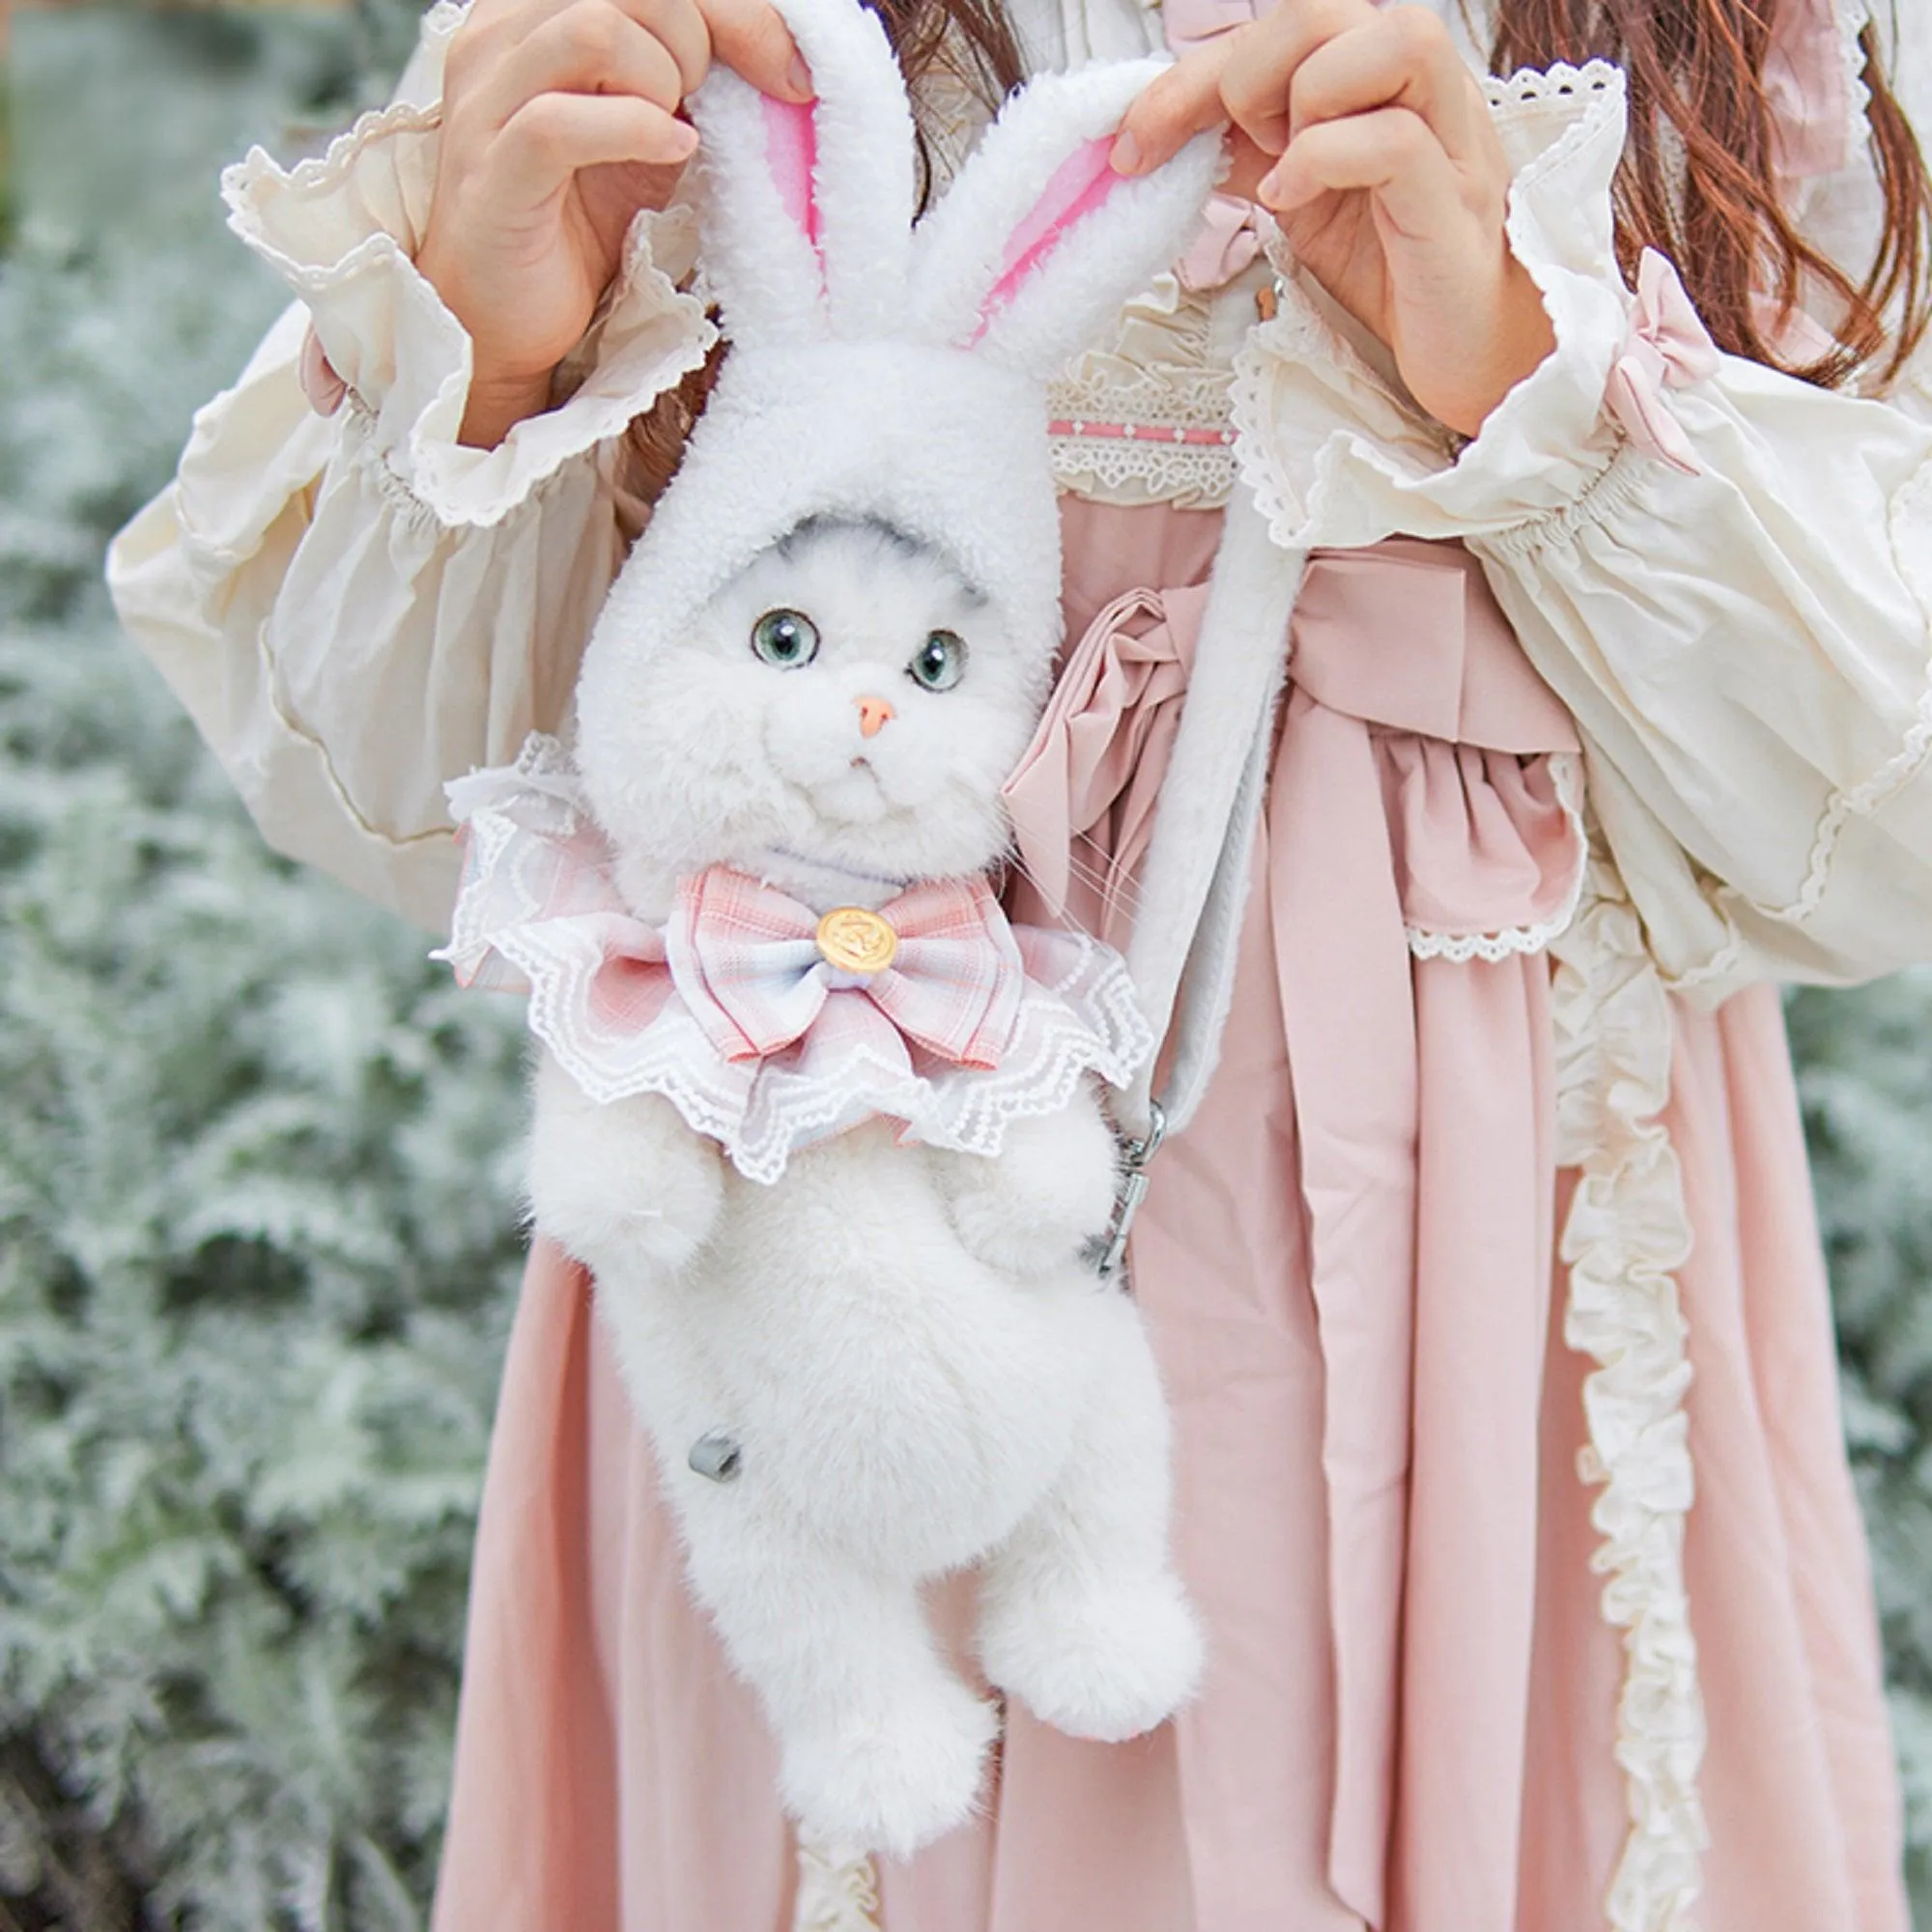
[1094,1099,1168,1282]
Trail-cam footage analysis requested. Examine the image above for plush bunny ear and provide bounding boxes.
[689,0,918,343]
[909,60,1220,378]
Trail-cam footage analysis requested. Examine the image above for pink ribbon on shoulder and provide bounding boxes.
[298,323,349,418]
[1161,0,1264,293]
[1766,0,1866,185]
[1604,248,1721,476]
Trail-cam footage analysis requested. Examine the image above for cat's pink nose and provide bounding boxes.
[856,696,895,738]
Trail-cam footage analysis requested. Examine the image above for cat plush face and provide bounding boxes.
[582,519,1043,897]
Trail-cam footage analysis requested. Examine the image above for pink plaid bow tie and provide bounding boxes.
[668,867,1026,1070]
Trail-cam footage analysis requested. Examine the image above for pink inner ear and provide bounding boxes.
[762,94,822,251]
[975,135,1121,339]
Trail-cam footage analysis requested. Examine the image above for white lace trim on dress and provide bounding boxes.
[1405,751,1591,962]
[1550,850,1709,1932]
[791,1840,883,1932]
[1046,360,1238,504]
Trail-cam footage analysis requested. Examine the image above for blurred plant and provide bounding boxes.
[0,11,527,1927]
[1791,977,1932,1917]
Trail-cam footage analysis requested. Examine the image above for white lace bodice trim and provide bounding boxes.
[1046,414,1238,507]
[1045,272,1244,506]
[1549,850,1709,1932]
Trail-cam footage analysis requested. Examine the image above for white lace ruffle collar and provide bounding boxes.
[437,737,1153,1184]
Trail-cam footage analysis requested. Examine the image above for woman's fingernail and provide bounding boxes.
[1111,129,1144,176]
[668,120,699,158]
[1258,163,1286,204]
[787,53,814,98]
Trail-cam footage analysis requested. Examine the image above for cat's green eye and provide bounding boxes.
[908,630,968,693]
[751,609,821,668]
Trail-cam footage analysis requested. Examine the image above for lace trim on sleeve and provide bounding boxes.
[1836,0,1876,165]
[1730,449,1932,925]
[220,27,714,530]
[1549,848,1710,1932]
[1482,55,1624,120]
[1226,63,1633,553]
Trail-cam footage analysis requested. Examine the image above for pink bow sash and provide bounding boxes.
[1605,249,1722,476]
[1011,542,1584,975]
[1003,582,1208,948]
[1291,540,1584,951]
[1264,542,1578,1927]
[1010,526,1583,1928]
[437,737,1153,1184]
[668,869,1023,1070]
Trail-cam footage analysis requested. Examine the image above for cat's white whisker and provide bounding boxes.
[1054,837,1144,919]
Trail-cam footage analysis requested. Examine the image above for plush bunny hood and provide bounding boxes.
[575,0,1219,781]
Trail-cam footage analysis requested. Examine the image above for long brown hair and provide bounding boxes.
[870,0,1026,142]
[1491,1,1932,388]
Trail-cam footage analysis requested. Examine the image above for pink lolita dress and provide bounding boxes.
[105,0,1932,1928]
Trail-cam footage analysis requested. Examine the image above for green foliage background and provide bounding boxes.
[1,11,526,1926]
[0,7,1926,1926]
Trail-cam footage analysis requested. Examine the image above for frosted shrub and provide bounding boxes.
[1792,977,1932,1916]
[0,14,526,1924]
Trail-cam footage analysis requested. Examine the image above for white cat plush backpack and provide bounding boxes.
[439,0,1223,1875]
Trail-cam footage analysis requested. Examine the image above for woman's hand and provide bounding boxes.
[1115,0,1554,439]
[417,0,811,448]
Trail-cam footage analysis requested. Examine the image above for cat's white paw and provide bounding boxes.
[942,1099,1119,1275]
[527,1063,723,1277]
[979,1569,1204,1745]
[780,1676,999,1861]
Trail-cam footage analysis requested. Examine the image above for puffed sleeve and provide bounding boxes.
[1230,60,1932,998]
[105,0,716,931]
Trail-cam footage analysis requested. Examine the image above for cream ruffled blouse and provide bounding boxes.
[106,0,1932,1006]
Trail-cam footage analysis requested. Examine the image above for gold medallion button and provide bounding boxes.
[815,906,899,975]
